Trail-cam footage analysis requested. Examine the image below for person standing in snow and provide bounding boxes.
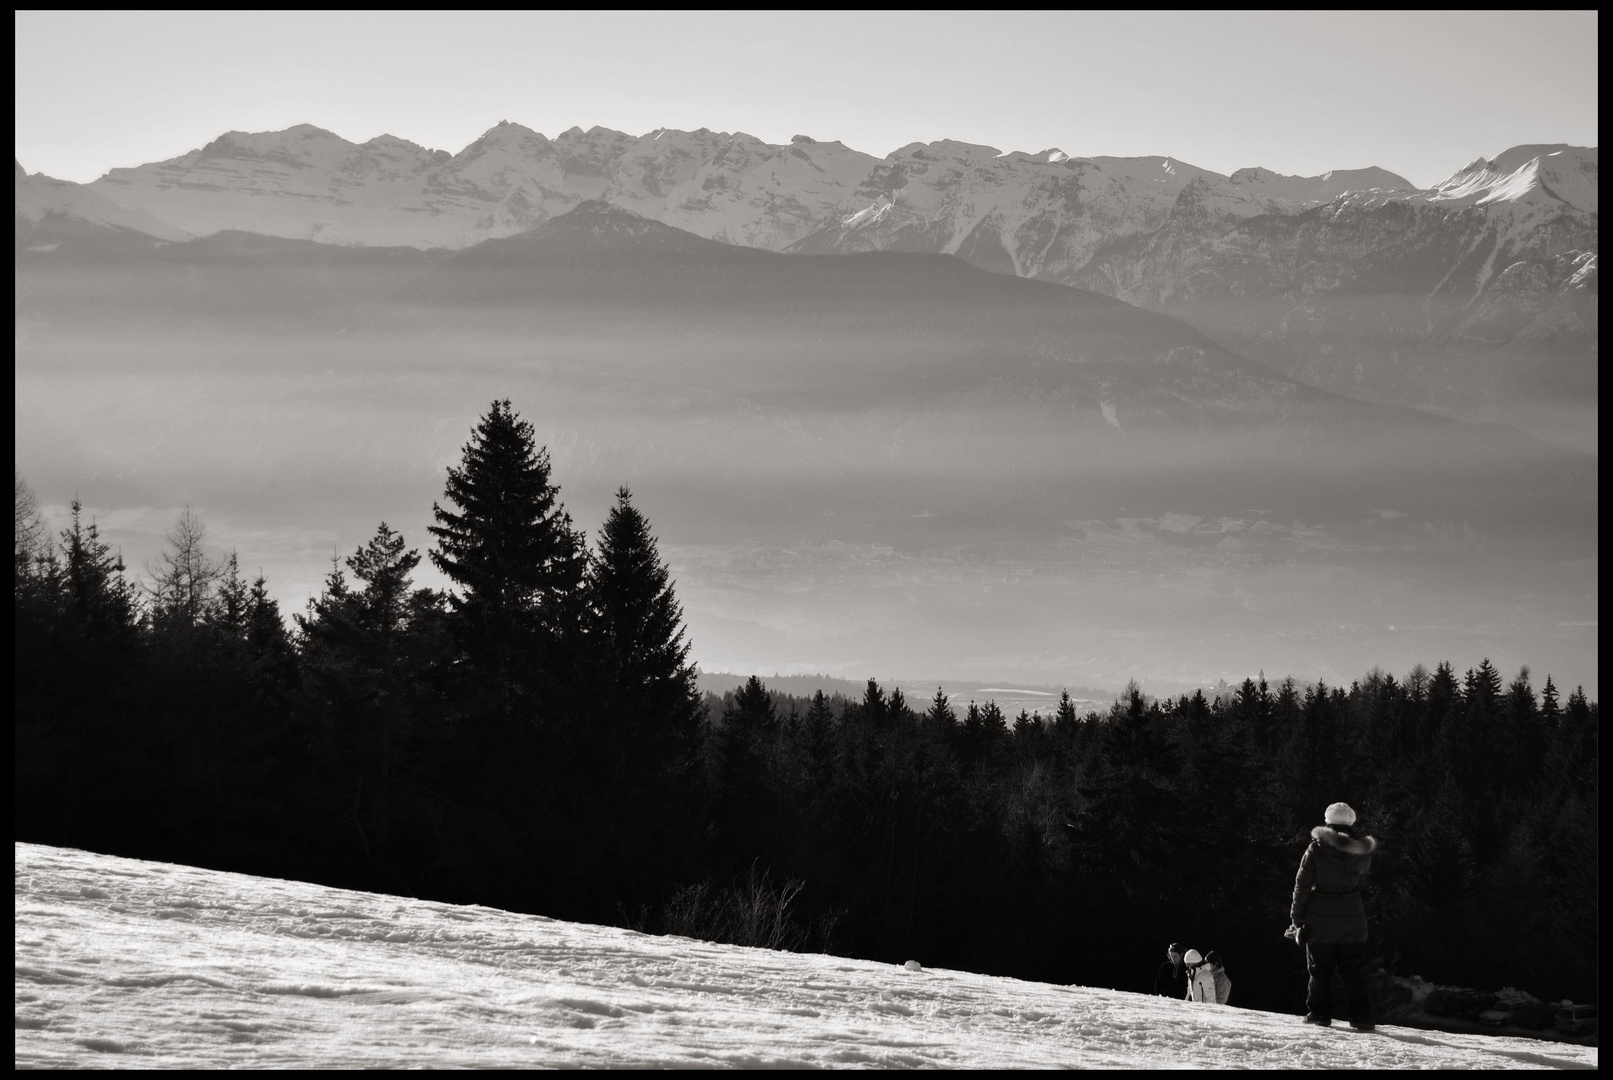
[1184,949,1221,1003]
[1290,802,1377,1030]
[1153,943,1189,998]
[1204,950,1232,1005]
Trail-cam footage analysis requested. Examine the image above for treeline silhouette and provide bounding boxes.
[15,401,1598,1014]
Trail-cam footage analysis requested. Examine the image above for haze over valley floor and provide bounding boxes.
[14,121,1599,696]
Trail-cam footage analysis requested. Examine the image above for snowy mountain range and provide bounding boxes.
[75,123,880,252]
[63,122,1423,262]
[18,843,1598,1069]
[15,125,1599,447]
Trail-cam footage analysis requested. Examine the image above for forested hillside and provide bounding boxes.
[14,402,1598,1014]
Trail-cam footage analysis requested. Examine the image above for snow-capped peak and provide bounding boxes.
[1425,144,1598,213]
[999,148,1070,164]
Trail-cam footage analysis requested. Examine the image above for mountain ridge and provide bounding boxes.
[71,122,1426,253]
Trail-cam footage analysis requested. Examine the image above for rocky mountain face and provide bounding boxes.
[786,143,1414,279]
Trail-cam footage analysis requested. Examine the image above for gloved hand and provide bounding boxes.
[1283,923,1311,945]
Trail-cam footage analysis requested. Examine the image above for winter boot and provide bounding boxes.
[1303,1014,1332,1027]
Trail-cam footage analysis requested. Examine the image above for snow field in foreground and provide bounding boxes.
[14,843,1598,1069]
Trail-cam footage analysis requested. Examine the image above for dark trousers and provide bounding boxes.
[1305,941,1372,1023]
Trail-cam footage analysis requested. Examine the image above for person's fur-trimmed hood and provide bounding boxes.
[1312,825,1377,855]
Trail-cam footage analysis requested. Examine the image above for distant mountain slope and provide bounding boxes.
[785,142,1414,283]
[16,226,443,333]
[394,201,1351,425]
[15,159,191,252]
[1070,147,1599,450]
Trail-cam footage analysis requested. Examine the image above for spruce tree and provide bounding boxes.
[711,675,780,869]
[724,674,779,732]
[295,524,440,874]
[246,572,298,700]
[925,686,958,739]
[60,498,139,634]
[428,400,585,700]
[345,523,421,642]
[1054,689,1077,730]
[857,678,888,725]
[297,524,430,686]
[803,690,838,784]
[887,686,911,727]
[980,700,1009,742]
[587,487,702,756]
[211,552,250,640]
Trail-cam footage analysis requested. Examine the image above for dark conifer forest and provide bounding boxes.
[14,401,1599,1015]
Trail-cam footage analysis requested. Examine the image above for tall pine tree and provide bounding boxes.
[586,487,703,763]
[428,400,585,705]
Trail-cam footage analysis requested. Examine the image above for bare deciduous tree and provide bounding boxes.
[147,506,224,629]
[15,472,49,570]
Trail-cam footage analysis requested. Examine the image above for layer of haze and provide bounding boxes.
[15,11,1598,189]
[16,311,1598,698]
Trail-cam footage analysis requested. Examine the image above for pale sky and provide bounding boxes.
[14,11,1598,189]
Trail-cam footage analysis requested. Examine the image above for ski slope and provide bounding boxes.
[14,843,1597,1069]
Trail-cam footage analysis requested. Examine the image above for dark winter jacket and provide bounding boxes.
[1154,958,1189,998]
[1290,825,1377,944]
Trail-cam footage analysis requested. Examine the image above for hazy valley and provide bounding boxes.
[14,180,1598,694]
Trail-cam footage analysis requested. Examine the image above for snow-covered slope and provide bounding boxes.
[1422,145,1598,214]
[15,843,1597,1069]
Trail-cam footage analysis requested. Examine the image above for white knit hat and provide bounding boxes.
[1183,949,1203,965]
[1325,802,1356,825]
